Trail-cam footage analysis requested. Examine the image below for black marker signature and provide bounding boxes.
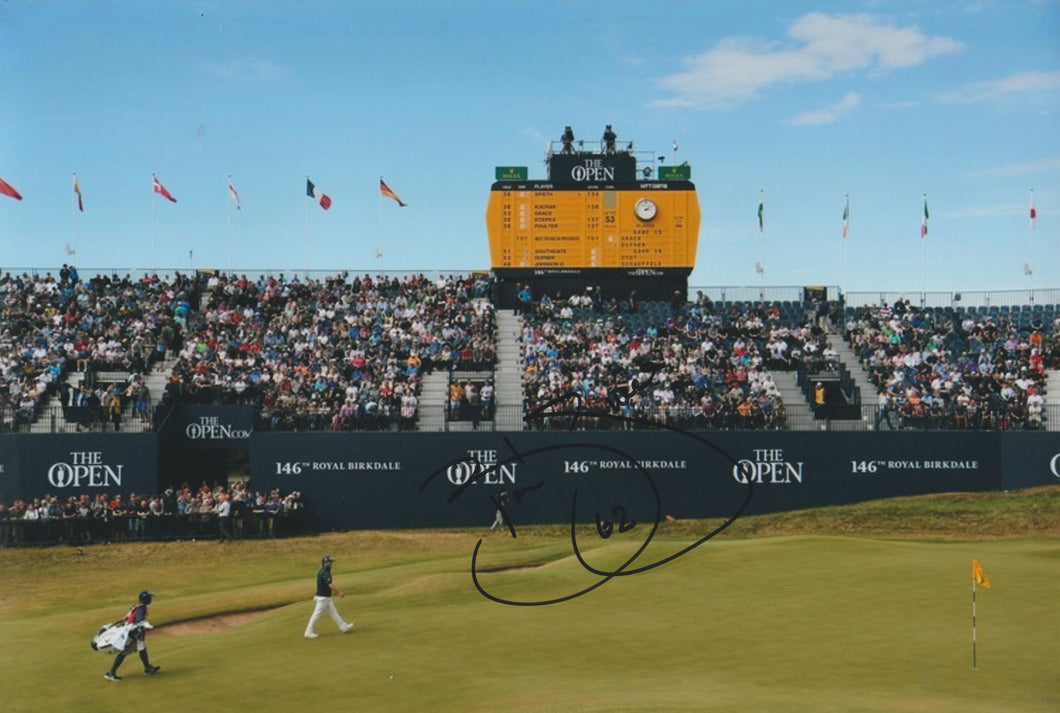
[419,381,755,606]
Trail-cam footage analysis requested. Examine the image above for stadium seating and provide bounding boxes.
[843,300,1056,430]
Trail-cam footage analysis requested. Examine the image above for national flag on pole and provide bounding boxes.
[152,174,177,203]
[228,176,241,210]
[0,174,23,201]
[1029,190,1037,228]
[972,558,991,589]
[921,196,929,238]
[757,191,764,232]
[380,178,407,207]
[73,173,84,212]
[842,195,849,239]
[307,177,331,210]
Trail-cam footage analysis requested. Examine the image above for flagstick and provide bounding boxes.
[972,576,978,670]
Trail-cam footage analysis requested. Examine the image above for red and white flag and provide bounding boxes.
[228,176,241,210]
[307,177,331,210]
[153,174,177,203]
[0,174,23,201]
[1029,190,1037,229]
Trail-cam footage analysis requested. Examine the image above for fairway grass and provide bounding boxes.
[1,494,1057,713]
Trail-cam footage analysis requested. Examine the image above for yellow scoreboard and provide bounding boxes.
[486,185,700,270]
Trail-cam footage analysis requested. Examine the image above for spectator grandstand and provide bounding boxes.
[0,268,194,432]
[0,269,1056,434]
[162,271,496,432]
[518,292,819,430]
[842,299,1057,431]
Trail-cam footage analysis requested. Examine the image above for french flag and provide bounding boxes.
[307,177,332,210]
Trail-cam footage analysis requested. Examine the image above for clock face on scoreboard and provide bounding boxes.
[634,198,657,221]
[486,186,699,270]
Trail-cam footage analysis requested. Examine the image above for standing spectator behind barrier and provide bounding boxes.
[814,382,826,419]
[215,492,232,543]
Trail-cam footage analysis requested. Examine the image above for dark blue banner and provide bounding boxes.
[1000,432,1060,490]
[0,435,16,503]
[250,431,1007,531]
[166,405,254,450]
[14,434,157,500]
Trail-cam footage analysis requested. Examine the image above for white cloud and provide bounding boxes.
[787,91,861,125]
[937,69,1060,104]
[653,13,962,109]
[202,58,289,81]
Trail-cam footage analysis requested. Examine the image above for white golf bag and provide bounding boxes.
[91,620,153,654]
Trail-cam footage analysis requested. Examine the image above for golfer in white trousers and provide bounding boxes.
[304,555,354,638]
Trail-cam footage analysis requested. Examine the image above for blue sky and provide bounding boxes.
[0,0,1057,295]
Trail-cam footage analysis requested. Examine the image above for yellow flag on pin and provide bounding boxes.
[972,558,990,589]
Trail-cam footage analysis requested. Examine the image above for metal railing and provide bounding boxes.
[6,269,1054,310]
[685,285,1059,309]
[444,403,1057,433]
[1,266,485,284]
[4,405,157,435]
[841,288,1060,309]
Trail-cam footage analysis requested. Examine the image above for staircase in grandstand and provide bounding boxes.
[493,309,525,431]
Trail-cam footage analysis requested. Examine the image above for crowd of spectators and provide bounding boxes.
[518,289,835,430]
[845,300,1058,430]
[1,267,1056,435]
[0,266,194,431]
[158,272,496,431]
[0,481,306,547]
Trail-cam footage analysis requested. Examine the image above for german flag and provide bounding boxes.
[380,178,406,207]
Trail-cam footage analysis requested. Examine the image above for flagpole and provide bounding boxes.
[843,194,849,301]
[304,176,310,278]
[379,177,385,272]
[151,177,156,273]
[227,174,233,275]
[70,173,76,263]
[920,192,927,308]
[758,189,765,293]
[1027,188,1035,295]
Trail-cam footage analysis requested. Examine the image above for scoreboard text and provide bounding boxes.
[486,184,700,270]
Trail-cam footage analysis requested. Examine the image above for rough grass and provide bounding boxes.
[0,487,1057,713]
